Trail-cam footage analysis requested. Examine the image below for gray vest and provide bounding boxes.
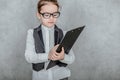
[33,25,68,71]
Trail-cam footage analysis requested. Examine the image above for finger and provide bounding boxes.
[51,55,58,61]
[48,53,53,60]
[55,53,58,56]
[62,47,64,51]
[56,44,59,46]
[54,44,59,49]
[51,53,58,59]
[61,47,64,53]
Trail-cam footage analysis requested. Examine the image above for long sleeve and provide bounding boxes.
[60,49,75,64]
[25,29,48,63]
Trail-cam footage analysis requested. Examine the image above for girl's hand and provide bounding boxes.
[48,45,65,61]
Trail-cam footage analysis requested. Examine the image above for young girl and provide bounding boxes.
[25,0,75,80]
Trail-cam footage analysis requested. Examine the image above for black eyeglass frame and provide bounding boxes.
[40,12,60,19]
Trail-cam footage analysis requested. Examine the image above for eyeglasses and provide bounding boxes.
[40,12,60,19]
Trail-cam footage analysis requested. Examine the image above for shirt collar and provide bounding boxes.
[41,25,54,31]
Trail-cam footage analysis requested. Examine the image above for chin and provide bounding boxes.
[47,24,55,28]
[43,23,55,28]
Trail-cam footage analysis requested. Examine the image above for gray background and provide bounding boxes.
[0,0,120,80]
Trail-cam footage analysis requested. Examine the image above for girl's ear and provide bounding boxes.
[36,12,41,19]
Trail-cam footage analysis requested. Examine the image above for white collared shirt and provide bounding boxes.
[25,25,75,80]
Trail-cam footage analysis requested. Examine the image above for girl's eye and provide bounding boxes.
[44,13,50,17]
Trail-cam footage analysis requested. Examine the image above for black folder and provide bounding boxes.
[46,25,85,70]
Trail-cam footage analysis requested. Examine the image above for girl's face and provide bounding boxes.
[37,2,59,28]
